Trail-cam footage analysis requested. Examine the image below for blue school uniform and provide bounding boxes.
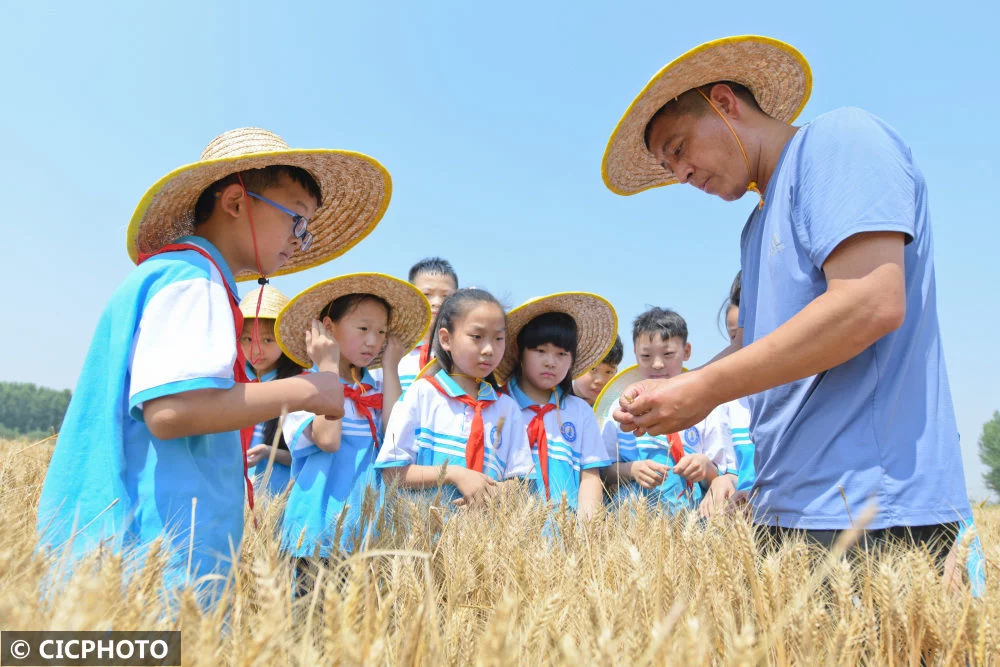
[280,369,383,557]
[375,370,533,504]
[506,377,611,508]
[37,236,246,598]
[246,367,292,496]
[957,518,986,598]
[600,420,703,512]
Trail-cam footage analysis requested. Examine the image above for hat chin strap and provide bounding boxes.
[695,88,764,210]
[237,173,270,368]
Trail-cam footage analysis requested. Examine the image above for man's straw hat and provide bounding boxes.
[275,273,431,370]
[127,127,391,281]
[495,293,618,385]
[602,36,811,196]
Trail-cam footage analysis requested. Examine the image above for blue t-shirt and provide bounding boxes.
[280,368,383,558]
[37,236,245,601]
[739,108,971,529]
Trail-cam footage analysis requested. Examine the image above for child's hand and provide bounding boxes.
[628,459,672,489]
[306,319,339,372]
[699,474,736,519]
[451,468,499,506]
[381,335,406,369]
[673,453,713,482]
[246,444,271,467]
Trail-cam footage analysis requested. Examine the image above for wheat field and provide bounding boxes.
[1,435,997,666]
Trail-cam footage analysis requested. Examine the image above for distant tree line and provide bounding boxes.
[0,382,71,439]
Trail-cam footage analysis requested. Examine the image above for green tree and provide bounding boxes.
[980,411,1000,497]
[0,382,71,435]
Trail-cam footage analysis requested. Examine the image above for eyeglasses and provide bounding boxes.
[245,191,314,252]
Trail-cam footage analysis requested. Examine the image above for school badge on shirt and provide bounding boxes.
[684,427,700,447]
[490,425,500,447]
[560,421,577,443]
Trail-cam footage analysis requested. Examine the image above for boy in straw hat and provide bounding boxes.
[37,127,391,603]
[604,36,971,556]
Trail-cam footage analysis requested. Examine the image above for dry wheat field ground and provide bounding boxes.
[1,435,997,666]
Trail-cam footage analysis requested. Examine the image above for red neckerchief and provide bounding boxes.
[138,243,255,513]
[343,383,384,448]
[423,376,494,473]
[526,403,557,499]
[666,431,693,490]
[417,343,431,369]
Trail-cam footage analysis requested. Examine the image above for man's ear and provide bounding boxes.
[709,83,742,118]
[217,182,246,220]
[438,328,452,351]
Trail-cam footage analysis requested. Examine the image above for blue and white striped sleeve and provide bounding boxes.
[578,408,613,470]
[376,381,422,468]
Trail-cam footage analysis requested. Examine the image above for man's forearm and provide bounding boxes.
[702,266,904,405]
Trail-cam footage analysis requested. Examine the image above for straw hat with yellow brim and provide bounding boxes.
[275,273,431,371]
[592,364,689,429]
[602,35,812,196]
[494,293,618,386]
[239,285,290,321]
[127,127,392,281]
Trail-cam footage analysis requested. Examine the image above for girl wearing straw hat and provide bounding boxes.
[238,286,307,498]
[274,274,430,583]
[37,127,390,604]
[376,289,534,507]
[603,36,971,553]
[496,294,618,517]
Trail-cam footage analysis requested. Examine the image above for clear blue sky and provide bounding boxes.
[3,1,998,499]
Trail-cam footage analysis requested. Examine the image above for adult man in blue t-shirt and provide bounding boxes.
[603,36,971,553]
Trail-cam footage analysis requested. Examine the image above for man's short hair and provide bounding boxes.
[643,81,763,151]
[193,166,322,225]
[633,307,688,344]
[602,334,624,366]
[408,257,459,288]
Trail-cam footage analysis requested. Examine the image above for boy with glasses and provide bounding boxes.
[37,127,391,605]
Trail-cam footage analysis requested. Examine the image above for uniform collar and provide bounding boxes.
[507,376,560,410]
[175,235,238,297]
[433,368,498,401]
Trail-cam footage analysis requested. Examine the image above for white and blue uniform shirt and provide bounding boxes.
[601,419,703,512]
[677,403,739,482]
[397,346,426,396]
[726,398,756,493]
[375,369,533,504]
[506,377,612,508]
[247,366,293,496]
[37,236,245,599]
[280,368,382,558]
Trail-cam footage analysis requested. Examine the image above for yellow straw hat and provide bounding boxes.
[592,365,643,430]
[275,273,431,370]
[127,127,392,281]
[495,292,618,385]
[592,364,690,428]
[602,35,812,196]
[239,285,290,320]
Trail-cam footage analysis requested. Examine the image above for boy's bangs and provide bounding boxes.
[518,312,579,356]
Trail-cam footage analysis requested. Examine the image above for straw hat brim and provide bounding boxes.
[275,273,431,370]
[495,292,618,385]
[239,286,290,320]
[592,365,643,429]
[602,35,812,196]
[592,364,690,428]
[127,148,392,281]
